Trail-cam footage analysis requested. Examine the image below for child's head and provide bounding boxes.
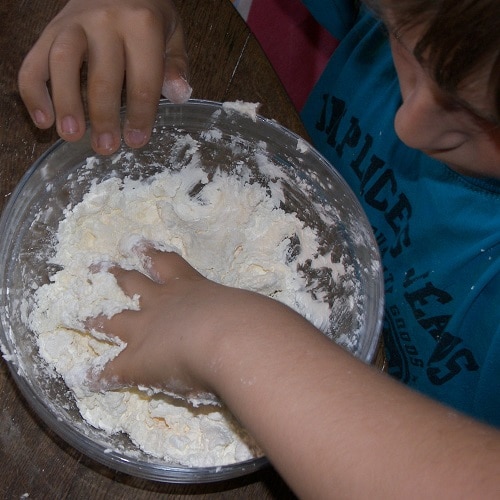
[364,0,500,178]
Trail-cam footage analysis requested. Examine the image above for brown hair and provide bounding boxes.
[364,0,500,121]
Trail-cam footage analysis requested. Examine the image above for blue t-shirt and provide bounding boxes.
[301,1,500,426]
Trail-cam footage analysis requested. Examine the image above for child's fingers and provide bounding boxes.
[83,316,139,390]
[121,11,167,149]
[18,0,189,154]
[139,246,204,284]
[89,347,135,390]
[47,25,89,144]
[85,30,126,155]
[162,22,192,103]
[110,266,163,303]
[83,269,156,389]
[18,31,56,130]
[86,308,139,341]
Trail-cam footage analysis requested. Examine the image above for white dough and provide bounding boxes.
[28,138,348,467]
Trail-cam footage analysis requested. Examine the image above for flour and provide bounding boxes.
[221,100,260,121]
[27,131,353,467]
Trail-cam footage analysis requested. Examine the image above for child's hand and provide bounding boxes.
[18,0,191,155]
[86,239,319,401]
[86,245,281,397]
[87,248,212,394]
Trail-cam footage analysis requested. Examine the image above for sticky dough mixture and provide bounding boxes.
[28,133,344,467]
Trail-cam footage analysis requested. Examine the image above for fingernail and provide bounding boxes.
[125,128,147,147]
[61,115,79,135]
[33,109,46,127]
[97,132,115,152]
[161,77,192,103]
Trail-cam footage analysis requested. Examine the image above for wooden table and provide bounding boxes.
[0,0,307,498]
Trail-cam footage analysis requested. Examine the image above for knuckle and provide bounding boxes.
[128,86,158,106]
[88,76,119,97]
[127,7,161,31]
[49,40,78,67]
[88,6,121,29]
[87,78,122,120]
[93,5,160,32]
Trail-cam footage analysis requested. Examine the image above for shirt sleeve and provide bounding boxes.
[301,0,360,39]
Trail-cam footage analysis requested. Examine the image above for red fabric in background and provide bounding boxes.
[247,0,338,110]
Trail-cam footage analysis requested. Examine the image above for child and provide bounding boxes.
[18,0,500,497]
[300,0,500,424]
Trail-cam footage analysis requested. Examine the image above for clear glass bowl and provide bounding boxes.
[0,100,383,483]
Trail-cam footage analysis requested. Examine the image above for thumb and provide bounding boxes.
[161,21,192,103]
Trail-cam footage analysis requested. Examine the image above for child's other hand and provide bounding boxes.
[86,243,318,404]
[87,248,210,394]
[86,245,264,397]
[18,0,191,155]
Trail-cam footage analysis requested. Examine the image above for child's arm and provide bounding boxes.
[90,246,500,499]
[18,0,190,155]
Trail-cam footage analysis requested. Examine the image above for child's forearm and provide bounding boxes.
[207,303,500,499]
